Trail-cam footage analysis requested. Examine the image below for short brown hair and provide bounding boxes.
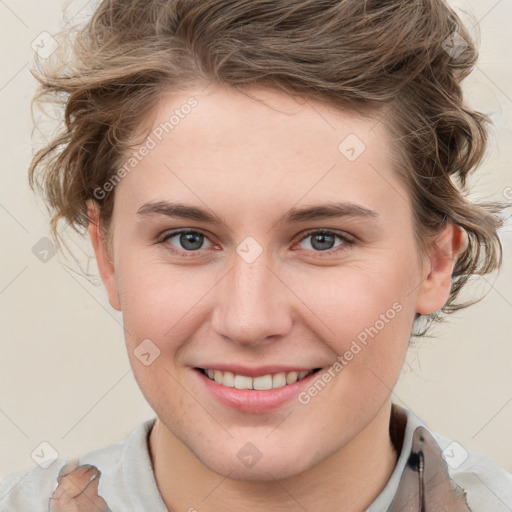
[28,0,508,333]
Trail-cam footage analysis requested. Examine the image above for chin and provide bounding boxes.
[195,441,319,482]
[210,459,309,482]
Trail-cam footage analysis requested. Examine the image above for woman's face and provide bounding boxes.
[91,83,457,480]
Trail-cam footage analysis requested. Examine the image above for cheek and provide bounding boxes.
[117,245,418,346]
[116,254,202,344]
[291,256,416,338]
[294,258,417,396]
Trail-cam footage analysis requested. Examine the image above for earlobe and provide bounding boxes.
[415,223,467,315]
[87,200,121,311]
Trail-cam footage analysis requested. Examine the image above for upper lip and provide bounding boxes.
[195,365,323,378]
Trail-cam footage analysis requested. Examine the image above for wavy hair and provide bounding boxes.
[28,0,509,334]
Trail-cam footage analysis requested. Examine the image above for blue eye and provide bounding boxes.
[296,230,350,253]
[159,228,353,256]
[161,229,213,252]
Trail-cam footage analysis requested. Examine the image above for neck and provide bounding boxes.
[148,401,397,512]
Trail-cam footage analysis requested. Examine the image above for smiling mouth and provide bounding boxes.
[197,368,322,390]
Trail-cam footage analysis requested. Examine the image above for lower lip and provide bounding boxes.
[194,368,321,413]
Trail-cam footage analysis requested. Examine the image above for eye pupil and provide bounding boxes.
[166,230,346,255]
[311,233,335,251]
[180,232,203,250]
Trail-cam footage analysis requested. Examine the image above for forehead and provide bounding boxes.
[143,83,386,158]
[115,83,409,219]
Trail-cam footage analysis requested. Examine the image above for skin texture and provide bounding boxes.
[87,82,465,512]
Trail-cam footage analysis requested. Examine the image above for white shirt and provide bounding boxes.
[1,405,511,511]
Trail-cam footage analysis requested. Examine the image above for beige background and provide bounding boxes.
[0,0,511,480]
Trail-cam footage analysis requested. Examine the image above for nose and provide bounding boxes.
[211,251,293,347]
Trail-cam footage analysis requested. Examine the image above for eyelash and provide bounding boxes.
[158,228,355,258]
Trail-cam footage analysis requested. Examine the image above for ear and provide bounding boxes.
[415,223,467,315]
[87,200,121,311]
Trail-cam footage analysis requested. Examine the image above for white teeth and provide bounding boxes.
[272,372,287,388]
[202,368,316,389]
[286,371,298,384]
[234,375,253,390]
[223,371,235,388]
[253,374,273,390]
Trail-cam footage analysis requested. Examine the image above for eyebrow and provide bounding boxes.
[136,201,378,226]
